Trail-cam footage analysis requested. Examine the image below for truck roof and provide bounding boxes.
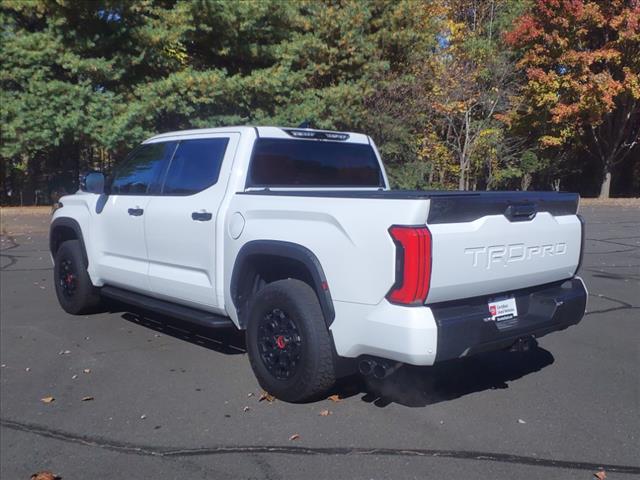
[144,126,370,144]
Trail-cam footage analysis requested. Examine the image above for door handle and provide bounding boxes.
[191,211,213,221]
[128,207,144,216]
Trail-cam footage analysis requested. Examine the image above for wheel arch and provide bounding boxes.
[50,217,89,267]
[230,240,335,328]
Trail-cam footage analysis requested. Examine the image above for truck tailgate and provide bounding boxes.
[426,193,582,304]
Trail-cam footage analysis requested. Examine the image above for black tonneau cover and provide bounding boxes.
[238,190,579,224]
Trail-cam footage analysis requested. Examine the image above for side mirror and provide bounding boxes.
[80,172,105,194]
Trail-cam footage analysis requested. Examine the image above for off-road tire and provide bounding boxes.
[246,279,336,403]
[54,239,102,315]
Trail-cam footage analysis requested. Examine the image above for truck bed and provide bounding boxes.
[235,189,582,305]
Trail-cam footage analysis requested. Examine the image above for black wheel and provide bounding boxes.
[246,279,336,403]
[54,239,102,315]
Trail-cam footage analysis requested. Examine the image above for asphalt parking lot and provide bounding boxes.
[1,204,638,479]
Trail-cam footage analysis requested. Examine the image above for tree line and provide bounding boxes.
[1,0,638,205]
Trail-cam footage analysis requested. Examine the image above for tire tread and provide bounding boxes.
[246,278,336,402]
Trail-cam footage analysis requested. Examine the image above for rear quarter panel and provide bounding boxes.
[223,193,429,322]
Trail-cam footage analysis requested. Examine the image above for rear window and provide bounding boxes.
[247,138,384,187]
[162,138,230,195]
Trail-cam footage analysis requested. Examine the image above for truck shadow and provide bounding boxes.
[335,347,555,408]
[116,306,554,408]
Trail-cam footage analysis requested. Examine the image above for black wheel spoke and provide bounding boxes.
[257,308,302,380]
[58,258,77,298]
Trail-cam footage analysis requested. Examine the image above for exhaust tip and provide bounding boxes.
[359,357,403,378]
[510,336,537,353]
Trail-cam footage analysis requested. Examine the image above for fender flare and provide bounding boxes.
[49,217,89,267]
[230,240,335,327]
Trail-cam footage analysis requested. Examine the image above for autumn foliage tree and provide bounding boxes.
[505,0,640,198]
[428,0,518,190]
[1,0,638,202]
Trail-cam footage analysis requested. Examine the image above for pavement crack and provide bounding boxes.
[586,237,640,249]
[2,418,639,475]
[585,306,640,316]
[585,293,638,316]
[0,234,21,269]
[584,247,638,254]
[589,294,633,308]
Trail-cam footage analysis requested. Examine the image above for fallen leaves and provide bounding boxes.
[319,409,332,417]
[517,419,526,424]
[258,391,275,403]
[31,471,61,480]
[58,350,71,355]
[594,470,607,480]
[83,368,91,374]
[243,406,251,412]
[40,396,55,404]
[289,433,300,441]
[327,394,341,403]
[81,396,94,402]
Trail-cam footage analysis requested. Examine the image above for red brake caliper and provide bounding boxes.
[275,335,286,350]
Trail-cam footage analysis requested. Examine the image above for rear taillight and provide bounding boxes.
[386,226,432,306]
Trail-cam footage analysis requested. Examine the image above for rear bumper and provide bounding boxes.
[330,277,586,366]
[431,277,587,362]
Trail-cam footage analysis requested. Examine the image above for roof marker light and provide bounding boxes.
[283,129,349,141]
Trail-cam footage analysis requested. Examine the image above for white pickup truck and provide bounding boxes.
[50,126,587,402]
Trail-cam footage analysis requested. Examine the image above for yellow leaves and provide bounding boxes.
[445,19,466,39]
[418,131,452,164]
[478,127,501,139]
[471,128,502,169]
[259,391,276,403]
[539,135,565,147]
[164,42,189,68]
[623,67,640,99]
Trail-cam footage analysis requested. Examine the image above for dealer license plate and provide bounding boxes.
[488,297,518,322]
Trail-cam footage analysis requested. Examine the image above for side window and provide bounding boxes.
[110,142,176,195]
[162,138,229,196]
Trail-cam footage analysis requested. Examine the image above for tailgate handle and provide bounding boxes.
[505,203,536,221]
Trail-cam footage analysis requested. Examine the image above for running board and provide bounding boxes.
[101,286,236,329]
